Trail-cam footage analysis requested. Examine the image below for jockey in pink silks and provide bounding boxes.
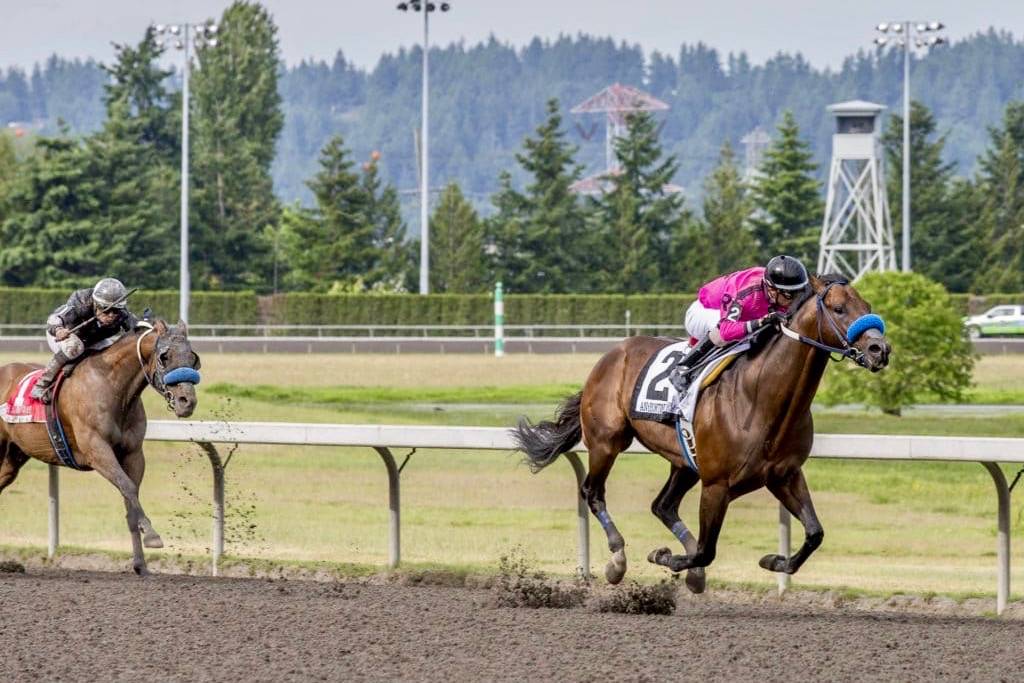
[669,255,809,393]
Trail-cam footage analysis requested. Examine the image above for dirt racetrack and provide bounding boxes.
[1,568,1020,682]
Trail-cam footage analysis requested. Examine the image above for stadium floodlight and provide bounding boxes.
[870,20,947,272]
[395,2,453,294]
[155,20,224,322]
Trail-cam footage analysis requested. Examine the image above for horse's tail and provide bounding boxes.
[511,391,583,473]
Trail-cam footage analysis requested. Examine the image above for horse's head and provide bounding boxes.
[791,274,891,372]
[147,319,201,418]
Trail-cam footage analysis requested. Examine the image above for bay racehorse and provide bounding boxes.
[0,320,201,575]
[512,275,890,591]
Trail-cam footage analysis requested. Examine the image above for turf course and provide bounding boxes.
[1,351,1023,599]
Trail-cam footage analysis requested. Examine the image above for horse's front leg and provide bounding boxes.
[83,440,160,576]
[759,468,823,575]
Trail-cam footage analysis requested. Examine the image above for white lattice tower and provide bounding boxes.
[819,100,897,279]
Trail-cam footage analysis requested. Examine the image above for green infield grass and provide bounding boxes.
[0,351,1022,599]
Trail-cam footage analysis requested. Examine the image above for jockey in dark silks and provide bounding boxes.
[31,278,139,403]
[669,255,810,393]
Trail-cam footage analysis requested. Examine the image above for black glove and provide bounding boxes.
[746,311,784,334]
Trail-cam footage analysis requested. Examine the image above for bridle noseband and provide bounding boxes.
[136,323,202,410]
[778,281,886,367]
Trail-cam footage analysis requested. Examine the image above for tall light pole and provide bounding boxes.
[874,21,946,272]
[397,1,450,295]
[154,21,220,322]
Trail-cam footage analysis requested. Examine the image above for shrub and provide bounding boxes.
[818,271,975,416]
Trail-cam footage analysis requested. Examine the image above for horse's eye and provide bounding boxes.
[159,350,171,364]
[833,305,844,314]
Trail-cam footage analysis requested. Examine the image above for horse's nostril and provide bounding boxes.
[868,342,882,355]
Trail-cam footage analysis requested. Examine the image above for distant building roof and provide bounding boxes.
[571,83,669,115]
[826,100,887,117]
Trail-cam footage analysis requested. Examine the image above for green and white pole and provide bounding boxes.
[494,281,505,357]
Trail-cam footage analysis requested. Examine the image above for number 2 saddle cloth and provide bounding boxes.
[628,339,750,473]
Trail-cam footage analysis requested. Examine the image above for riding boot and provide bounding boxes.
[30,352,70,404]
[669,337,717,393]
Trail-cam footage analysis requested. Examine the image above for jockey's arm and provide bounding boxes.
[716,299,751,344]
[46,289,92,338]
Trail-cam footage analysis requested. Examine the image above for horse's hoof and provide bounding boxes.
[605,549,627,585]
[685,567,706,594]
[647,547,673,567]
[133,564,150,577]
[759,553,787,573]
[143,532,164,549]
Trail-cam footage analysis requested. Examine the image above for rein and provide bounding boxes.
[778,281,885,367]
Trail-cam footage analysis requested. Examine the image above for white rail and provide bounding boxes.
[41,423,1024,614]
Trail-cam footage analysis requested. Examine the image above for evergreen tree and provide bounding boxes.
[0,135,101,287]
[973,103,1024,292]
[593,110,684,292]
[881,101,971,286]
[282,136,370,292]
[360,154,414,291]
[489,99,588,293]
[89,28,179,288]
[0,133,16,222]
[190,1,283,289]
[750,111,822,265]
[683,142,756,288]
[0,29,179,289]
[430,183,486,293]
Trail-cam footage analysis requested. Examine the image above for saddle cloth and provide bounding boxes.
[0,369,47,423]
[629,340,750,423]
[0,368,87,470]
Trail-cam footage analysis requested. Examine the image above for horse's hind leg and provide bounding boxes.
[0,445,30,494]
[760,468,823,575]
[582,445,628,584]
[649,464,705,593]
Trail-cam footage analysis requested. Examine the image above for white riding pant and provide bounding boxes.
[684,301,722,343]
[46,332,117,358]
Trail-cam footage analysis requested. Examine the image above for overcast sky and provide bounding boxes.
[2,1,1023,73]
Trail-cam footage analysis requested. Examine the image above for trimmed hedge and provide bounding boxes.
[1,287,1022,326]
[265,292,696,326]
[0,288,259,326]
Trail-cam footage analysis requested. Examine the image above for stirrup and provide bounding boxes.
[669,366,690,394]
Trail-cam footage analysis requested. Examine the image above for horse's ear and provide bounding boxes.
[154,319,168,333]
[177,319,189,336]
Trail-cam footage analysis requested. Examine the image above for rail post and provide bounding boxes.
[374,447,402,568]
[777,503,791,594]
[494,282,505,358]
[198,442,225,576]
[981,462,1010,615]
[48,465,59,558]
[565,452,590,577]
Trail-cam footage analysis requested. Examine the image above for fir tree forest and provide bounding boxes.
[1,5,1023,295]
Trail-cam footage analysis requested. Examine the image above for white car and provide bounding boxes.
[964,305,1024,339]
